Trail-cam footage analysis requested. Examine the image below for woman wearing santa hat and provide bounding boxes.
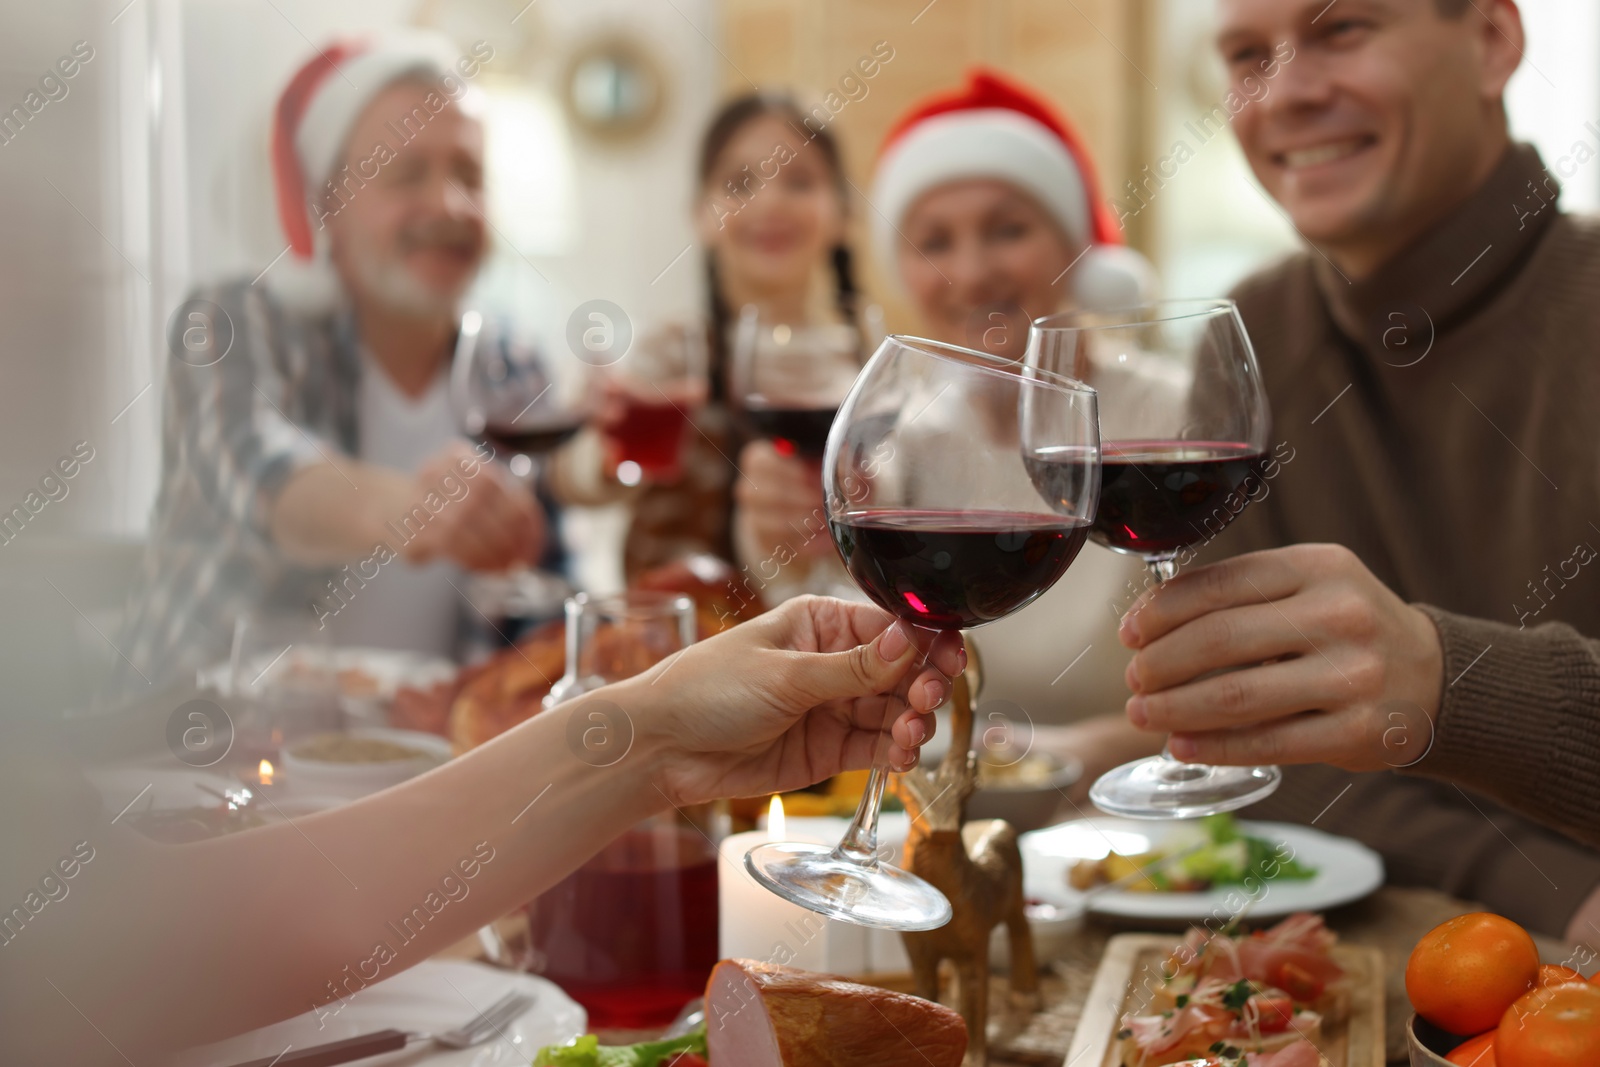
[872,68,1158,356]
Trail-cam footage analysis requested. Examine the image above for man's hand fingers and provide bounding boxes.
[1128,600,1316,693]
[1129,656,1350,734]
[1121,547,1315,647]
[1169,709,1355,769]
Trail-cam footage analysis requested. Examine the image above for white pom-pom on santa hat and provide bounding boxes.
[265,30,472,315]
[870,69,1157,312]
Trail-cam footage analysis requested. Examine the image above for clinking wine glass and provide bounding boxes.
[1029,299,1279,819]
[742,334,1101,929]
[450,309,593,481]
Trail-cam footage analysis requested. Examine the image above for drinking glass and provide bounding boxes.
[224,610,341,769]
[729,305,865,460]
[603,323,708,484]
[543,590,697,707]
[743,335,1101,930]
[1030,299,1279,819]
[525,590,721,1028]
[450,309,592,480]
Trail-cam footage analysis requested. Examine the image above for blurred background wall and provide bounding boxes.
[1,0,1597,716]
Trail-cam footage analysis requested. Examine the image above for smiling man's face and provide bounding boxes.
[1217,0,1521,274]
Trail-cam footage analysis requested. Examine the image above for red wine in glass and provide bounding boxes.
[831,509,1090,628]
[480,420,584,458]
[1031,300,1279,820]
[1089,440,1268,555]
[741,334,1101,932]
[744,404,838,459]
[611,398,691,478]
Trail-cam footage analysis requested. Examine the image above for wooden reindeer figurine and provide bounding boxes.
[892,651,1039,1066]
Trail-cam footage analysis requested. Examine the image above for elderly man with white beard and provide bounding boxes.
[120,32,556,689]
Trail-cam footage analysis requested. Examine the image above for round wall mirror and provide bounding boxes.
[563,37,664,141]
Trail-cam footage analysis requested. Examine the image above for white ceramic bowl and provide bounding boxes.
[990,898,1087,970]
[966,751,1084,832]
[280,727,451,798]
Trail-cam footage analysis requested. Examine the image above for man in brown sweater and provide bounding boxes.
[1068,0,1600,938]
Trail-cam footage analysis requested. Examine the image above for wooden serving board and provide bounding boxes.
[1063,934,1386,1067]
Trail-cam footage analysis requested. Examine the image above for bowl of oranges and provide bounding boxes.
[1404,911,1599,1066]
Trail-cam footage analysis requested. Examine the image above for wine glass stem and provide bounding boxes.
[834,765,888,864]
[1146,555,1185,767]
[1146,556,1180,585]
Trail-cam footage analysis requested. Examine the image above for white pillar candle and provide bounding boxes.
[717,797,834,973]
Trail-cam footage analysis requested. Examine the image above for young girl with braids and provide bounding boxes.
[623,93,865,588]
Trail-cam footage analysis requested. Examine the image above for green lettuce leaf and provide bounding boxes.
[532,1028,707,1067]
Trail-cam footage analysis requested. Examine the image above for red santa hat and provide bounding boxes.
[266,29,472,312]
[870,68,1157,310]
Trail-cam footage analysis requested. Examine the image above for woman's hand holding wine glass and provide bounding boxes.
[744,333,1100,930]
[641,595,964,808]
[732,439,839,566]
[729,309,871,593]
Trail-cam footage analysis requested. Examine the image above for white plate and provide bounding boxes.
[198,647,457,724]
[171,959,585,1067]
[1020,817,1385,922]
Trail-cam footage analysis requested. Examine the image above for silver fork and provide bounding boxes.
[222,990,537,1067]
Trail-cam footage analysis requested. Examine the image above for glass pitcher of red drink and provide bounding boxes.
[523,591,724,1027]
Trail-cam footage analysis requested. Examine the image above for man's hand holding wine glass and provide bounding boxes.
[401,441,547,571]
[1118,542,1445,773]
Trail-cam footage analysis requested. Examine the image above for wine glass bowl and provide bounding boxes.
[730,306,865,459]
[604,323,708,484]
[451,309,593,479]
[1030,299,1279,819]
[742,334,1100,929]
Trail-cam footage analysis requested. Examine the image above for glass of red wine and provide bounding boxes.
[1029,299,1279,819]
[603,323,708,485]
[729,305,865,460]
[450,309,592,481]
[743,334,1101,929]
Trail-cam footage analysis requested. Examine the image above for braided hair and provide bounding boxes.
[696,93,859,397]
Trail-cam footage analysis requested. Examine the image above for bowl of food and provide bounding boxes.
[281,727,452,798]
[965,749,1083,832]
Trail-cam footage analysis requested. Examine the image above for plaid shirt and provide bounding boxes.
[117,278,556,695]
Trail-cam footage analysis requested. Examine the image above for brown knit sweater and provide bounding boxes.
[1220,144,1600,934]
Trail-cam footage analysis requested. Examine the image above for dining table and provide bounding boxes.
[435,883,1588,1066]
[84,682,1596,1067]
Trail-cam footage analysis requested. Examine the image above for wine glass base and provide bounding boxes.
[1089,757,1281,820]
[743,842,953,931]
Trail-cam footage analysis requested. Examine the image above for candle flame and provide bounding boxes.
[767,795,786,841]
[259,759,274,786]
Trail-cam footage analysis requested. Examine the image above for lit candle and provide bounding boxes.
[718,797,862,973]
[258,759,275,787]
